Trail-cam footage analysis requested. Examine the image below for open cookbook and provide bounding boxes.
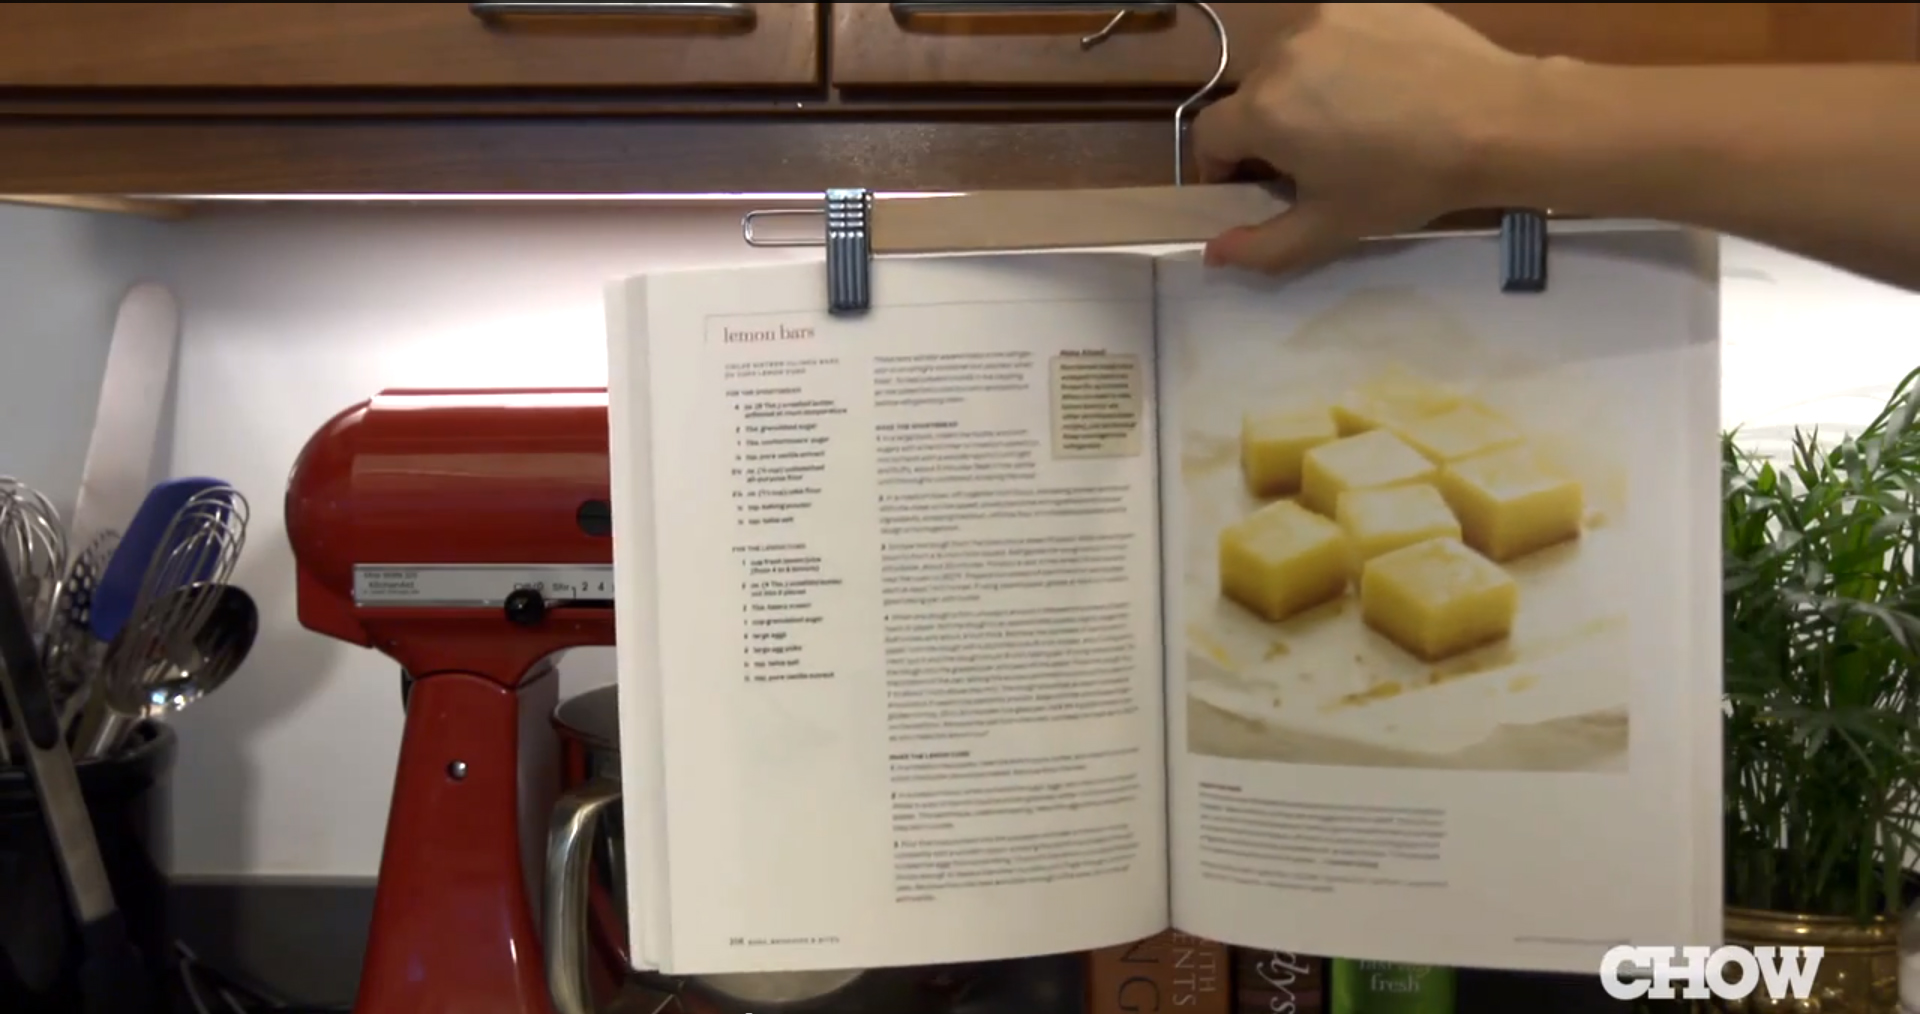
[604,223,1724,978]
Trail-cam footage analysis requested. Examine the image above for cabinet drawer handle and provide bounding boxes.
[470,2,755,21]
[887,0,1224,185]
[891,2,1173,15]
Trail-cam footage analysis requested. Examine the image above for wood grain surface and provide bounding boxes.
[0,3,821,88]
[832,3,1920,88]
[870,183,1291,254]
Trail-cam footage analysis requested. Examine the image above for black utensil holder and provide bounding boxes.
[0,721,175,1011]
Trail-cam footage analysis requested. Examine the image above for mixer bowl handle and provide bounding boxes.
[546,778,623,1014]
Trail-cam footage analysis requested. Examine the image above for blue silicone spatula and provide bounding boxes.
[88,477,235,644]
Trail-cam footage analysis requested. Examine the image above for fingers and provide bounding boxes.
[1192,4,1327,181]
[1190,91,1257,184]
[1202,203,1355,275]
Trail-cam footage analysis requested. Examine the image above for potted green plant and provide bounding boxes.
[1719,366,1920,1013]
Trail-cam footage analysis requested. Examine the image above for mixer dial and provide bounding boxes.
[504,587,548,627]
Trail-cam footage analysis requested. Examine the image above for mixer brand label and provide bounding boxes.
[352,564,615,607]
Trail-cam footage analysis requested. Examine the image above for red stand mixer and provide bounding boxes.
[285,388,617,1014]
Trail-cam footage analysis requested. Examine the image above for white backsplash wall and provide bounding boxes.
[161,205,811,878]
[0,204,168,516]
[1720,241,1920,454]
[10,202,1920,880]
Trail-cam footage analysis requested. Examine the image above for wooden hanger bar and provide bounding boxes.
[868,183,1288,254]
[741,183,1551,314]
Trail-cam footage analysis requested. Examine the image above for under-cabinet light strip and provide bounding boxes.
[143,192,964,203]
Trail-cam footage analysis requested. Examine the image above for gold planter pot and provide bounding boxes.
[1712,906,1902,1013]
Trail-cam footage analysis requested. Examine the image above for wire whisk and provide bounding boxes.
[123,486,248,661]
[78,485,250,758]
[0,476,68,630]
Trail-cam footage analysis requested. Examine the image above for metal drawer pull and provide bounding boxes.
[888,1,1222,181]
[470,2,755,21]
[890,3,1175,12]
[890,3,1179,53]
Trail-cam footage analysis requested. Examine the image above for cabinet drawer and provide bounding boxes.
[0,3,820,89]
[831,3,1918,89]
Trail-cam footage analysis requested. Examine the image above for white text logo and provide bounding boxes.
[1598,945,1823,1002]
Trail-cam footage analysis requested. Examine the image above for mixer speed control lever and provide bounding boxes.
[503,587,548,627]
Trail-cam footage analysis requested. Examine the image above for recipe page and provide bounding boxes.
[613,253,1170,974]
[1155,228,1722,972]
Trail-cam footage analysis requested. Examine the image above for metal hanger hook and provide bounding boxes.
[1079,2,1228,185]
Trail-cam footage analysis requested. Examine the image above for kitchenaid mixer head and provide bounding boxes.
[287,388,617,1014]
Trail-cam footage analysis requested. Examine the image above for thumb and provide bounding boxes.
[1203,202,1354,275]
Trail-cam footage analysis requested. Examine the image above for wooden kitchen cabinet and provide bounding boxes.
[832,2,1920,89]
[0,2,821,89]
[0,2,1916,196]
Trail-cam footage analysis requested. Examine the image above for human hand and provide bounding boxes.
[1192,4,1543,274]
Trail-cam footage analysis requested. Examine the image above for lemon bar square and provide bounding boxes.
[1336,484,1464,571]
[1396,401,1525,465]
[1360,537,1518,662]
[1219,500,1349,623]
[1436,445,1584,562]
[1332,372,1462,436]
[1300,429,1438,517]
[1240,406,1339,497]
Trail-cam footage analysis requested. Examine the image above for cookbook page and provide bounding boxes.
[1155,227,1721,972]
[610,253,1170,975]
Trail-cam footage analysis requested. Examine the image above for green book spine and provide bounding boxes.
[1328,961,1455,1014]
